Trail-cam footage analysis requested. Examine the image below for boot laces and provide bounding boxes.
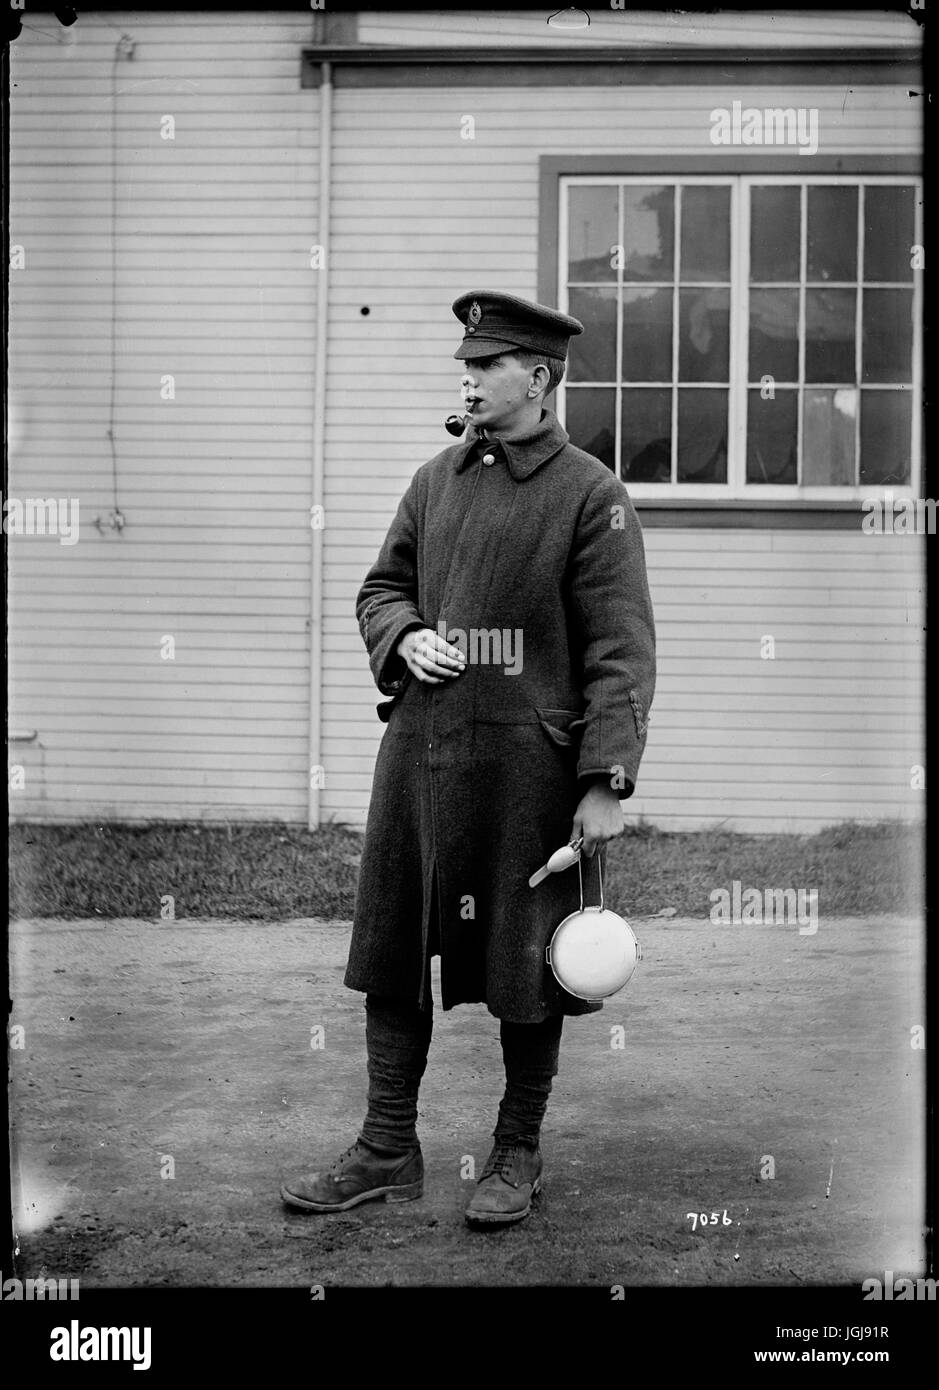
[328,1142,363,1174]
[484,1139,521,1179]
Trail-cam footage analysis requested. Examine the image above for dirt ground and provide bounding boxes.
[9,913,925,1289]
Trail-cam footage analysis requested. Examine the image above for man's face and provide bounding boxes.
[460,353,537,434]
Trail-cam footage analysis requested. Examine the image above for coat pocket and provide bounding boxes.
[535,707,587,749]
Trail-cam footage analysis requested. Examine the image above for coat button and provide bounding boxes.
[482,453,495,466]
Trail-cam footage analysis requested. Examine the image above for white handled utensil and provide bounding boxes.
[529,837,583,888]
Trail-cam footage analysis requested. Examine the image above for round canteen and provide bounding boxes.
[545,855,642,1001]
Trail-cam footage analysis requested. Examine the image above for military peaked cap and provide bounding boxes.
[452,290,584,362]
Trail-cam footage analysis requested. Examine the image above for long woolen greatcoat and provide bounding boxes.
[344,408,656,1023]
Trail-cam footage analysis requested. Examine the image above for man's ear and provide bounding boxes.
[529,362,551,397]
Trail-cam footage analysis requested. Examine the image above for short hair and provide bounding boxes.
[508,350,566,398]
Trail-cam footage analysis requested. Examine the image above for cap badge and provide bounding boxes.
[468,300,482,327]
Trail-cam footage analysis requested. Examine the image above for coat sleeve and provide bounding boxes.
[567,473,657,798]
[356,471,426,696]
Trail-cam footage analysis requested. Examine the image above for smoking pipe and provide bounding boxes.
[444,413,469,437]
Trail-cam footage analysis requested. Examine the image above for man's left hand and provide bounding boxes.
[572,781,624,858]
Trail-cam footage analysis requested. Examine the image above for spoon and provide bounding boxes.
[529,837,584,888]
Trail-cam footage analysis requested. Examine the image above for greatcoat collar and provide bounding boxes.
[454,407,570,482]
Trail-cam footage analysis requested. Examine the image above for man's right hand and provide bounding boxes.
[397,628,466,684]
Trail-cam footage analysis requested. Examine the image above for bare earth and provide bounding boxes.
[10,914,924,1289]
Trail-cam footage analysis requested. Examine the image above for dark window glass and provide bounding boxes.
[746,390,798,483]
[568,185,618,282]
[621,186,674,282]
[804,288,856,382]
[803,388,857,486]
[806,186,858,282]
[862,288,913,383]
[679,288,729,382]
[680,185,731,282]
[677,389,727,482]
[621,388,672,482]
[621,288,672,382]
[565,178,919,494]
[748,289,799,382]
[566,287,617,381]
[859,390,912,485]
[864,185,916,284]
[750,185,800,281]
[565,387,616,470]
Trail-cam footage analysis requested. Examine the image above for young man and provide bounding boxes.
[281,291,656,1226]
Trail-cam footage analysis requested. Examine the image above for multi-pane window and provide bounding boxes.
[559,177,922,497]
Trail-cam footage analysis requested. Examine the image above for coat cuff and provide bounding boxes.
[577,766,636,798]
[373,615,425,695]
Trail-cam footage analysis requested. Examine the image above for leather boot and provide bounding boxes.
[464,1138,543,1227]
[281,1138,423,1212]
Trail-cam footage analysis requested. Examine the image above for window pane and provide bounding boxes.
[746,390,798,484]
[680,185,730,282]
[677,389,727,483]
[621,288,672,382]
[750,185,800,281]
[565,387,616,470]
[806,186,858,282]
[679,288,729,381]
[566,287,617,381]
[862,288,913,383]
[749,289,799,382]
[803,388,857,485]
[859,390,912,485]
[864,185,916,283]
[568,185,618,282]
[804,288,856,382]
[621,185,674,282]
[621,388,671,482]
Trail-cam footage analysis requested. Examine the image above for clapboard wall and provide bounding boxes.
[8,9,320,822]
[318,75,923,833]
[7,8,925,833]
[356,8,920,48]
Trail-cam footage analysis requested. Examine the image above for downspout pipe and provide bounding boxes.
[308,59,332,829]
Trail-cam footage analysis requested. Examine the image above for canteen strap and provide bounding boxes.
[577,847,605,912]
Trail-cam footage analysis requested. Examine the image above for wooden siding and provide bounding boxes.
[357,9,921,49]
[318,78,923,832]
[8,10,320,822]
[7,10,925,834]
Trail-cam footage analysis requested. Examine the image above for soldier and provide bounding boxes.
[281,291,656,1226]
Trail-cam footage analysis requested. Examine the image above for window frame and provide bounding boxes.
[540,154,923,516]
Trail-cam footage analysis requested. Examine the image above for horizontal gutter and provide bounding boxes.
[301,43,921,87]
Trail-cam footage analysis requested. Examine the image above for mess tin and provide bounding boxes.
[545,851,641,1001]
